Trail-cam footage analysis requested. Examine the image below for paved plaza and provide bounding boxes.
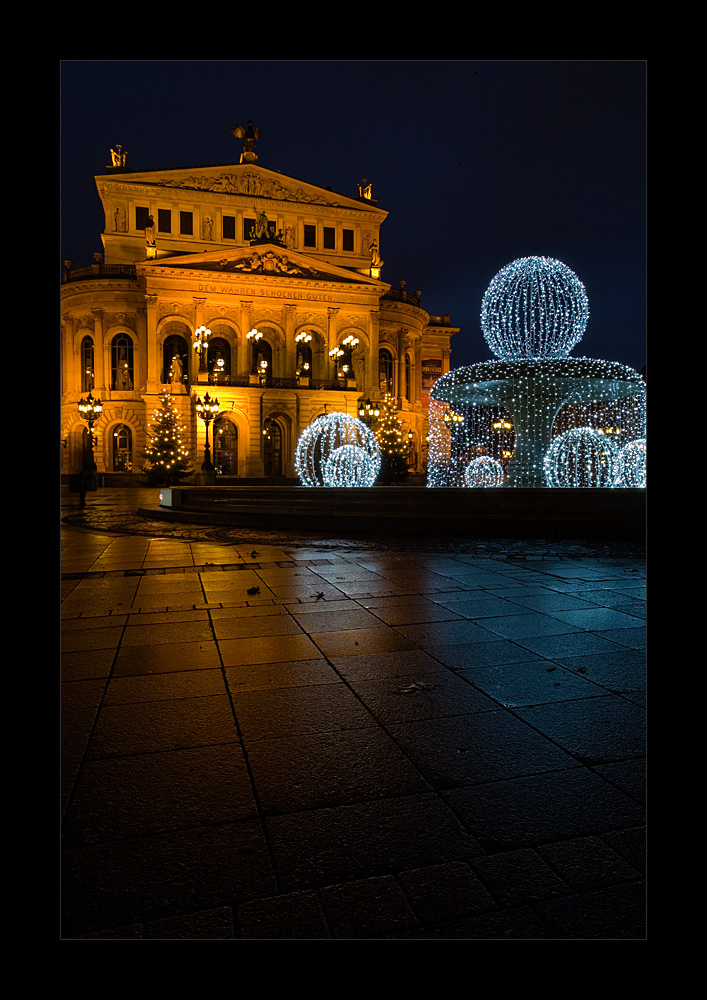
[60,488,646,939]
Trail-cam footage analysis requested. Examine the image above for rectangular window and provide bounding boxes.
[135,206,150,231]
[342,229,354,251]
[223,215,236,240]
[304,224,316,247]
[179,211,193,235]
[244,218,255,241]
[158,209,171,233]
[323,227,335,249]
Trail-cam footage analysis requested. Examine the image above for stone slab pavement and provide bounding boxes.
[60,488,646,939]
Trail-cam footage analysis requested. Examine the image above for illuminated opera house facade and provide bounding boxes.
[60,128,458,482]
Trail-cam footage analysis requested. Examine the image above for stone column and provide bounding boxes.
[145,295,160,392]
[90,309,105,394]
[327,307,340,382]
[368,311,380,395]
[284,303,296,378]
[193,297,208,384]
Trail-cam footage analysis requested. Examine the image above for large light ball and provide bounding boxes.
[481,256,589,361]
[614,438,646,487]
[544,427,618,488]
[295,411,381,487]
[463,455,505,488]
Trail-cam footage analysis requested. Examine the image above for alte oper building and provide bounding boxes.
[61,127,458,482]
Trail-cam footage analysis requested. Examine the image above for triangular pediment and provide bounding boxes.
[97,162,385,217]
[137,243,388,289]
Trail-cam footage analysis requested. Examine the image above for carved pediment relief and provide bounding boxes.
[214,250,320,278]
[156,170,332,205]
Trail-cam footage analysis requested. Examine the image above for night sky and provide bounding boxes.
[60,60,646,373]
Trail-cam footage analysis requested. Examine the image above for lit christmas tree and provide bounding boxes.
[141,391,192,486]
[373,394,410,484]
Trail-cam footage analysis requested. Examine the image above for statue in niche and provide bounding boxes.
[113,205,126,232]
[284,225,297,249]
[145,216,156,247]
[202,216,214,240]
[369,241,383,268]
[170,353,184,384]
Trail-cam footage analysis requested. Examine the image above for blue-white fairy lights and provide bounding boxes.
[543,427,618,488]
[481,256,589,361]
[296,411,381,487]
[464,455,505,488]
[614,437,647,488]
[428,256,645,489]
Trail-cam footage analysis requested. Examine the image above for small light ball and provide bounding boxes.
[544,427,618,488]
[463,455,505,488]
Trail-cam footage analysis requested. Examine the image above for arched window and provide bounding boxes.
[296,342,313,377]
[162,334,189,385]
[405,353,411,401]
[112,424,133,472]
[111,334,134,390]
[253,339,273,384]
[379,348,394,395]
[213,416,238,475]
[208,337,231,380]
[81,336,94,392]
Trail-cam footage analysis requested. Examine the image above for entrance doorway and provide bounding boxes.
[263,419,283,477]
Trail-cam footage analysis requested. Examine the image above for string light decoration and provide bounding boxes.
[464,455,505,488]
[295,411,381,487]
[373,393,410,484]
[428,257,646,489]
[142,391,192,486]
[481,256,589,361]
[543,427,618,488]
[323,444,377,487]
[614,437,647,488]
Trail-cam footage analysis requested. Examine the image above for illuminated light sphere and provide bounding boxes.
[614,437,647,488]
[543,427,618,488]
[481,256,589,361]
[323,444,378,488]
[295,411,381,487]
[463,455,505,488]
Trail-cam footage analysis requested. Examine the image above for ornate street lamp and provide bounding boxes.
[195,392,219,472]
[358,397,380,426]
[193,325,211,374]
[78,392,103,472]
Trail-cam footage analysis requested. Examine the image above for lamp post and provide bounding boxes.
[193,325,211,383]
[77,392,102,505]
[195,392,219,476]
[358,397,380,427]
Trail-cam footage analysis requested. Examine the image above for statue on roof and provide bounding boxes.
[231,120,261,163]
[110,144,128,167]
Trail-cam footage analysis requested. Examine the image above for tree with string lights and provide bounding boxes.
[373,394,410,484]
[141,391,192,486]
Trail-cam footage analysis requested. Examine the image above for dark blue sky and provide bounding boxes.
[60,60,646,372]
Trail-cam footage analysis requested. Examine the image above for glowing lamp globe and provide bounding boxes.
[295,412,381,487]
[614,438,646,488]
[543,427,618,488]
[463,456,505,488]
[481,256,589,361]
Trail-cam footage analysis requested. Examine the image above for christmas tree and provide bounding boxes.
[373,394,410,484]
[142,391,192,486]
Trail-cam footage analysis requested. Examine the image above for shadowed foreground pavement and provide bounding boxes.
[61,489,646,939]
